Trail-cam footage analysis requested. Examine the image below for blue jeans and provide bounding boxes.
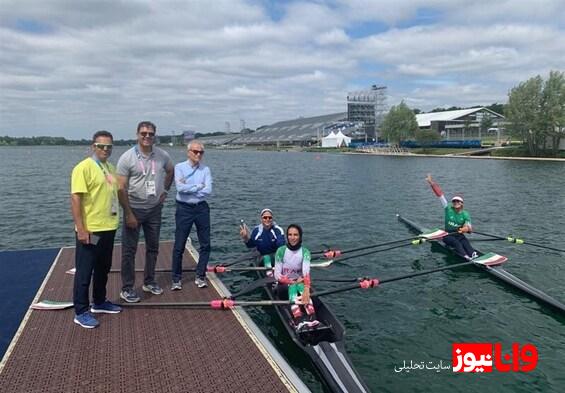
[172,201,210,281]
[73,230,116,315]
[121,204,163,290]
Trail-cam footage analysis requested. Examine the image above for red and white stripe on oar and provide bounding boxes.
[472,252,508,266]
[419,229,448,240]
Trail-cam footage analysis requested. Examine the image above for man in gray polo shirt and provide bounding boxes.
[117,121,174,302]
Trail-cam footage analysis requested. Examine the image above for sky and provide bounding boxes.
[1,0,564,139]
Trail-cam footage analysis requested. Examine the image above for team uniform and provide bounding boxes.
[245,223,285,269]
[428,178,476,259]
[274,245,318,329]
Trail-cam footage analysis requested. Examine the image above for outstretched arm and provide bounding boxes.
[426,174,447,208]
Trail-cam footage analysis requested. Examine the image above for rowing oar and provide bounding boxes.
[473,231,565,253]
[220,251,260,267]
[311,236,421,258]
[313,228,449,260]
[104,266,271,273]
[31,254,505,311]
[328,241,423,264]
[312,253,508,297]
[118,255,509,307]
[29,299,293,311]
[68,260,334,276]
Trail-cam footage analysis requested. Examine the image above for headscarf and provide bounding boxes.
[286,224,303,251]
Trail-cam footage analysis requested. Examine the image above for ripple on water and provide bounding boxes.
[1,147,564,392]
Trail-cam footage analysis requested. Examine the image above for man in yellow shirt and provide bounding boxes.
[70,130,122,328]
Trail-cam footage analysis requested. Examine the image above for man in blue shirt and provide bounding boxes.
[171,141,213,290]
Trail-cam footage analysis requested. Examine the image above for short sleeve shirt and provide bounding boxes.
[444,206,471,232]
[71,157,119,232]
[116,146,172,209]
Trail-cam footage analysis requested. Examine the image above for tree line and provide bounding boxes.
[0,136,136,146]
[0,131,232,146]
[506,70,565,156]
[380,70,565,156]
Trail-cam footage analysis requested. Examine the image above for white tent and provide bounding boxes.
[321,131,339,147]
[335,130,351,147]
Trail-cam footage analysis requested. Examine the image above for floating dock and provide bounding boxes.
[0,241,311,392]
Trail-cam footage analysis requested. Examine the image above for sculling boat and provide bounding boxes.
[397,214,565,313]
[252,262,370,393]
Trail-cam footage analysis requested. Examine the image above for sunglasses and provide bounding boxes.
[94,143,113,151]
[190,150,205,155]
[139,132,155,138]
[262,216,273,220]
[452,200,463,204]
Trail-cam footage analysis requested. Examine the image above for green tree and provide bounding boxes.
[415,129,440,152]
[486,103,505,115]
[506,71,565,156]
[480,114,494,134]
[542,70,565,156]
[381,101,419,145]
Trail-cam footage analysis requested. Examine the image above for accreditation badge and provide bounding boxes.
[111,196,119,215]
[145,180,156,196]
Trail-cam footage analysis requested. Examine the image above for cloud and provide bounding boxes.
[0,0,564,137]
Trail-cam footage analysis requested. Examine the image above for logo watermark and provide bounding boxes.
[452,343,538,373]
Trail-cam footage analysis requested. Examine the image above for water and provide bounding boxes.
[1,146,564,392]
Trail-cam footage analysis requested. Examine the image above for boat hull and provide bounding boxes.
[397,214,565,313]
[256,262,370,392]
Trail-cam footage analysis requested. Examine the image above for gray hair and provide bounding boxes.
[187,140,204,150]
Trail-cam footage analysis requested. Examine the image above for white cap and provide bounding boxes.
[451,195,464,203]
[260,208,273,217]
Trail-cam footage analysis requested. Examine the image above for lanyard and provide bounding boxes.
[134,146,155,176]
[91,156,114,186]
[184,163,199,181]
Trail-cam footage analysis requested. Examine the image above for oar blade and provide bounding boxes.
[419,228,448,240]
[473,252,508,267]
[311,260,334,268]
[31,300,74,310]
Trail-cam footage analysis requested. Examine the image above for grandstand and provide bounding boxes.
[231,112,356,146]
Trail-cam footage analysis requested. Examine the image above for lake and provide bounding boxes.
[1,145,564,392]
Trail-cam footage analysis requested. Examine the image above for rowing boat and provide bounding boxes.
[397,214,565,313]
[252,260,370,393]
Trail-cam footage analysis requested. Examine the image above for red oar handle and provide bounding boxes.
[359,278,379,288]
[207,266,227,273]
[323,249,342,259]
[210,299,236,309]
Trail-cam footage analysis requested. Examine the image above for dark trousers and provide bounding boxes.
[121,204,163,290]
[444,233,474,258]
[73,230,116,315]
[172,201,210,281]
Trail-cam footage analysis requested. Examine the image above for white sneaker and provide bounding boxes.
[296,320,320,331]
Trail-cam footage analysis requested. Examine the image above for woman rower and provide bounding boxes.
[274,224,319,331]
[240,208,285,275]
[426,174,477,260]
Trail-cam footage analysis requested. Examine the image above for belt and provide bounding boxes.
[177,200,207,207]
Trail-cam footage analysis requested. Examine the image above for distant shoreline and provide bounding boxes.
[2,144,564,162]
[343,151,565,162]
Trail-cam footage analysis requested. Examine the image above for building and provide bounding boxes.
[416,107,505,140]
[347,85,387,140]
[231,113,349,146]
